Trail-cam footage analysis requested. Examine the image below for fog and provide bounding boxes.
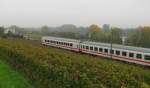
[0,0,150,28]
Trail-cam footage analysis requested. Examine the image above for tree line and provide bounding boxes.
[1,24,150,48]
[40,24,150,48]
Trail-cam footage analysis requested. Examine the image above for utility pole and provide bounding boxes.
[79,32,84,52]
[110,29,113,59]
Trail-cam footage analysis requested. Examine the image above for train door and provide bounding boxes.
[77,42,82,52]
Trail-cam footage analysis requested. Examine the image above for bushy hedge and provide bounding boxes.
[0,39,150,88]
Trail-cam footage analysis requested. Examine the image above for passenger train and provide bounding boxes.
[42,36,150,66]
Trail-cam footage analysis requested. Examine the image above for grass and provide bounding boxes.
[0,60,33,88]
[26,33,42,40]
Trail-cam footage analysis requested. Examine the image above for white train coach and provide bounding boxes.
[42,36,150,66]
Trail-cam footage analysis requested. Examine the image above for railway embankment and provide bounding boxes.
[0,38,150,88]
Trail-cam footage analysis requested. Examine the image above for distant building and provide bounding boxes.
[4,28,16,34]
[102,24,110,32]
[4,26,23,36]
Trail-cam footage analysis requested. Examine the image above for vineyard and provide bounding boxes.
[0,38,150,88]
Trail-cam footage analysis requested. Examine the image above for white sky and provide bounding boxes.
[0,0,150,28]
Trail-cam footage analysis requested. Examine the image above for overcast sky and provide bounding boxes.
[0,0,150,28]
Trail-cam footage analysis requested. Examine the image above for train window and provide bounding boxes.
[104,49,108,53]
[94,47,98,51]
[144,55,150,60]
[110,49,114,54]
[64,43,67,46]
[83,45,85,49]
[129,53,134,58]
[86,46,89,49]
[81,45,83,48]
[80,45,82,48]
[70,43,73,46]
[90,46,93,50]
[116,50,120,55]
[99,48,103,52]
[45,40,47,42]
[66,43,69,46]
[56,41,58,44]
[136,54,142,59]
[122,51,127,56]
[63,42,65,45]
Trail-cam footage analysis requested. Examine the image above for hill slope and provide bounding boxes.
[0,38,150,88]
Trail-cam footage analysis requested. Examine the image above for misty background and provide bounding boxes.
[0,0,150,28]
